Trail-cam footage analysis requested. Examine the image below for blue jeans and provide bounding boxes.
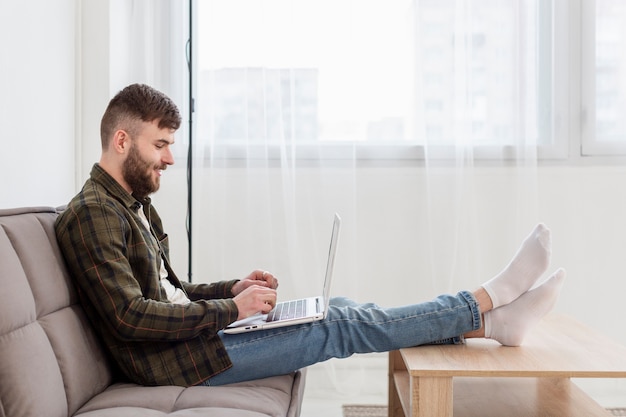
[202,291,481,386]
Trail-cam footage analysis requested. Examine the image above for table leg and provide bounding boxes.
[389,350,406,417]
[411,376,453,417]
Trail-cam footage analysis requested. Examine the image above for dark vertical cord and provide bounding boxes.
[186,0,194,282]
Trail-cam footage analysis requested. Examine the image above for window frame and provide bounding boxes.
[190,0,625,162]
[580,0,626,156]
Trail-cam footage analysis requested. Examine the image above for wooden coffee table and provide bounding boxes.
[388,314,626,417]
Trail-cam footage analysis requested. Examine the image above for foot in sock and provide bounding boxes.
[484,268,566,346]
[481,223,551,309]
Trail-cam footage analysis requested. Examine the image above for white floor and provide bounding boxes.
[300,354,388,417]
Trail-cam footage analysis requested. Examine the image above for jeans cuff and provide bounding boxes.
[458,289,482,332]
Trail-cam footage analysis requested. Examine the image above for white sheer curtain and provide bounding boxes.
[106,0,192,279]
[418,0,550,296]
[192,0,554,293]
[190,0,555,396]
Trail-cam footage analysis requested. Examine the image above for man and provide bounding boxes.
[56,83,565,387]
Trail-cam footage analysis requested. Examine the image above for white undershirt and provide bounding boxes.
[137,206,190,305]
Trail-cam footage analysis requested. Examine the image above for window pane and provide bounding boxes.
[595,0,626,143]
[196,0,556,151]
[198,0,414,145]
[416,0,554,148]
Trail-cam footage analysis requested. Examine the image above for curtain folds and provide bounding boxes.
[189,0,549,394]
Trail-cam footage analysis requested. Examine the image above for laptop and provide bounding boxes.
[224,213,341,334]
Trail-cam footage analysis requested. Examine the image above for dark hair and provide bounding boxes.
[100,84,182,148]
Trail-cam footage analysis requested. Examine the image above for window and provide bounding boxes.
[581,0,626,156]
[193,0,626,159]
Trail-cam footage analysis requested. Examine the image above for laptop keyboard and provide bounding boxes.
[267,299,306,322]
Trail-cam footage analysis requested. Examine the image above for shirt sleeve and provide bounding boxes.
[181,279,239,301]
[56,202,239,343]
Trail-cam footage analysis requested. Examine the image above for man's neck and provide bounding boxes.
[98,156,132,195]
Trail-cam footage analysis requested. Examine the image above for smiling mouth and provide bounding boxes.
[156,166,167,176]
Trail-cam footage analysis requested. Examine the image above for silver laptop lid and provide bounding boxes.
[321,213,341,313]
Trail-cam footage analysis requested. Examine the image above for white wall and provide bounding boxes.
[0,1,178,209]
[0,0,77,208]
[175,163,626,344]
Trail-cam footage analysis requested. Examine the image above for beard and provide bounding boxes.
[122,143,163,198]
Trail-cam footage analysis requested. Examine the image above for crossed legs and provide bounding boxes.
[466,224,566,346]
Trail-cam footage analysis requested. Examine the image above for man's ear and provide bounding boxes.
[112,130,129,154]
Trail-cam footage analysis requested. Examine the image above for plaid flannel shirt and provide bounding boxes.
[55,164,239,386]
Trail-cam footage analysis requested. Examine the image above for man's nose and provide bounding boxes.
[163,147,175,165]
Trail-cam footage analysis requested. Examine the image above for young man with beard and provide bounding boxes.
[55,83,566,387]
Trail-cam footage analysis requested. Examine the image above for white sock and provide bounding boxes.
[481,223,551,309]
[484,268,566,346]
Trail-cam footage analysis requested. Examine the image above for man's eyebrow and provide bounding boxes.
[156,138,175,145]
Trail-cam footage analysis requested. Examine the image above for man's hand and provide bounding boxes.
[232,270,279,295]
[232,285,277,320]
[231,270,280,320]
